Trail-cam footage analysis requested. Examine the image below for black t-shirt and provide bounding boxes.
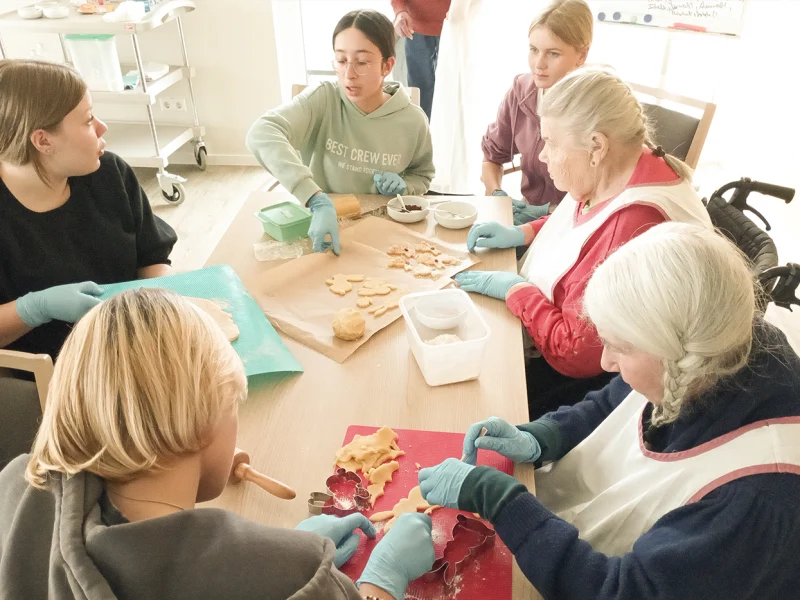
[0,152,177,359]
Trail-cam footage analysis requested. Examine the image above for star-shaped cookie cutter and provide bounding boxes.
[424,514,497,586]
[307,468,371,517]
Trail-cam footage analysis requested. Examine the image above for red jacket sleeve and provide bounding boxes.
[506,204,667,378]
[482,83,518,165]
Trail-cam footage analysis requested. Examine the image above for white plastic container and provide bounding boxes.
[64,34,124,92]
[400,289,490,386]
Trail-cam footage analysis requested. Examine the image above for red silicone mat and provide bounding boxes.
[337,426,514,600]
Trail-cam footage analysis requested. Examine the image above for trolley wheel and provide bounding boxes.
[162,182,186,205]
[194,145,208,171]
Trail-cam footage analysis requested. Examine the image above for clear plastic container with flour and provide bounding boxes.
[399,289,490,386]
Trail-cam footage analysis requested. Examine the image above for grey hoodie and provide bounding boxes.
[246,81,434,203]
[0,456,360,600]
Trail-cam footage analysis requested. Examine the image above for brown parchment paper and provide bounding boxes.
[250,217,480,362]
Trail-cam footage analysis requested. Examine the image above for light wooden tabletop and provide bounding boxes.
[204,192,541,600]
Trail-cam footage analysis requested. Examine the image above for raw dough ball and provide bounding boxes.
[186,297,239,342]
[332,307,365,341]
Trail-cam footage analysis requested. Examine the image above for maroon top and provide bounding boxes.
[391,0,451,36]
[481,73,566,207]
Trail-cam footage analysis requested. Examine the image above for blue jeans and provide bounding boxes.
[405,33,440,121]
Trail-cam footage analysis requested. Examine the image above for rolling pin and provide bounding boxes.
[331,194,361,218]
[230,448,297,500]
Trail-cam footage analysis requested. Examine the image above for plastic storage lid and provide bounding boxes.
[65,34,116,41]
[255,202,311,226]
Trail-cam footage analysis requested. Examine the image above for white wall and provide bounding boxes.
[0,0,282,165]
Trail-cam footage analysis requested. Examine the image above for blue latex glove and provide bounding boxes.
[15,281,103,328]
[307,192,340,255]
[358,513,435,600]
[418,458,475,509]
[295,513,377,568]
[455,270,525,301]
[373,172,407,196]
[462,416,542,465]
[513,200,550,226]
[466,221,525,253]
[492,189,509,197]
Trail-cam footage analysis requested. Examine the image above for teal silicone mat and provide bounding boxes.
[99,265,303,377]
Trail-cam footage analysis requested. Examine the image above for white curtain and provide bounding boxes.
[429,0,548,194]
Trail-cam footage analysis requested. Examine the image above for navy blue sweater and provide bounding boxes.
[459,324,800,599]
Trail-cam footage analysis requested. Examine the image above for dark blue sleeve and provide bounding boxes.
[492,474,800,600]
[519,375,631,462]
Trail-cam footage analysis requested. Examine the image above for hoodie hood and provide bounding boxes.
[337,81,413,119]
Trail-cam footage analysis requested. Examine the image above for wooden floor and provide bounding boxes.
[134,165,274,272]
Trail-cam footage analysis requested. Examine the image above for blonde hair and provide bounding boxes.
[529,0,593,50]
[26,289,247,488]
[540,67,694,181]
[584,223,757,426]
[0,59,87,184]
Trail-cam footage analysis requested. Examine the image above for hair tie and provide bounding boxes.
[652,145,666,158]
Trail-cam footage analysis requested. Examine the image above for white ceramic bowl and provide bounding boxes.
[433,201,478,229]
[18,6,43,18]
[414,294,468,330]
[43,5,69,18]
[387,196,429,224]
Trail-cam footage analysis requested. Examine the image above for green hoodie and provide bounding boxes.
[246,81,434,203]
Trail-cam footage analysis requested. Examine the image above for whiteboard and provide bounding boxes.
[590,1,745,36]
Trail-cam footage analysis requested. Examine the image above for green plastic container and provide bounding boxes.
[254,202,312,242]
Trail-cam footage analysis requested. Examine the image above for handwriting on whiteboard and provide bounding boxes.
[647,1,740,19]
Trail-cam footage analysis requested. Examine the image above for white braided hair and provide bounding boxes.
[540,66,693,181]
[584,222,757,426]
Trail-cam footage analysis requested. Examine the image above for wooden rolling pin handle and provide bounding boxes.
[233,462,297,500]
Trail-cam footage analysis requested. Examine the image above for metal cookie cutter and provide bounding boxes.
[308,468,371,517]
[425,514,497,586]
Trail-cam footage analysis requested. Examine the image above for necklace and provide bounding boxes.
[108,488,187,511]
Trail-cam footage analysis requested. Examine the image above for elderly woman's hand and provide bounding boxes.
[455,270,525,300]
[466,222,525,253]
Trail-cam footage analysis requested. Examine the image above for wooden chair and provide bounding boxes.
[628,82,716,169]
[0,350,53,470]
[267,83,422,192]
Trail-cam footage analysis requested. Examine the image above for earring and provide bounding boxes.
[590,159,597,167]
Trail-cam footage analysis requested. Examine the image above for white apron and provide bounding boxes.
[535,391,800,556]
[519,179,712,303]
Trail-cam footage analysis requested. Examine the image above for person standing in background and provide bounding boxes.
[392,0,452,121]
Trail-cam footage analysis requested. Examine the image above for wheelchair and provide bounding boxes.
[703,177,799,311]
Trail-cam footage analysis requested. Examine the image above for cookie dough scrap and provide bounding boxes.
[332,307,365,341]
[412,265,441,280]
[358,279,397,297]
[326,274,365,296]
[388,257,408,269]
[186,297,239,342]
[415,242,441,256]
[369,486,441,532]
[357,298,372,308]
[388,244,416,259]
[368,300,400,318]
[335,426,405,473]
[365,460,400,506]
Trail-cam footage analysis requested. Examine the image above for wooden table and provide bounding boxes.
[204,192,540,600]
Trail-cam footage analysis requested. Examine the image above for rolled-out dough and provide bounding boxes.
[335,426,405,473]
[186,297,239,342]
[366,460,399,506]
[369,486,440,532]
